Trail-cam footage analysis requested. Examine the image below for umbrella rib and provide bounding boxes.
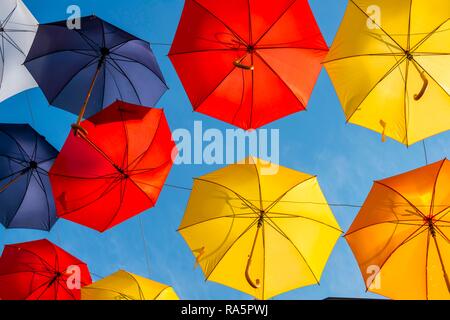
[24,49,96,64]
[0,153,29,164]
[104,60,125,102]
[430,160,446,216]
[5,171,32,226]
[194,177,259,213]
[178,212,258,232]
[266,212,343,233]
[126,111,164,170]
[430,229,450,292]
[34,170,53,229]
[407,0,413,51]
[101,19,106,49]
[264,176,317,213]
[128,272,146,300]
[349,0,404,51]
[413,58,450,97]
[2,31,25,55]
[251,159,263,211]
[105,59,142,104]
[57,176,122,217]
[128,159,174,175]
[8,246,55,273]
[110,51,168,88]
[153,287,171,300]
[403,58,410,145]
[193,65,237,111]
[23,276,55,300]
[205,219,259,280]
[255,51,307,108]
[346,56,407,123]
[1,4,17,28]
[410,18,450,53]
[168,48,240,56]
[0,36,4,87]
[83,286,134,300]
[345,218,425,236]
[48,58,99,105]
[436,209,450,222]
[74,29,100,52]
[263,216,320,284]
[425,229,430,300]
[2,28,35,33]
[0,129,32,162]
[365,224,427,290]
[31,129,38,161]
[191,0,248,46]
[252,0,297,46]
[128,174,157,208]
[0,167,27,182]
[57,277,78,300]
[247,0,252,44]
[102,176,129,231]
[257,45,329,51]
[249,50,254,128]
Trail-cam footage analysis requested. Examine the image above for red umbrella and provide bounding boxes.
[0,239,91,300]
[169,0,328,129]
[49,101,177,232]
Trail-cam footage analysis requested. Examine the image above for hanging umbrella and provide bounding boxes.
[0,124,58,231]
[81,270,179,300]
[49,100,177,232]
[346,159,450,299]
[169,0,328,129]
[0,239,92,300]
[24,15,167,133]
[0,0,37,102]
[324,0,450,146]
[178,157,342,299]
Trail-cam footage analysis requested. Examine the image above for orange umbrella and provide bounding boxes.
[346,159,450,299]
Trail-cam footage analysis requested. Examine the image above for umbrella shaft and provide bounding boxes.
[79,133,118,170]
[245,221,262,289]
[0,173,24,193]
[75,61,104,126]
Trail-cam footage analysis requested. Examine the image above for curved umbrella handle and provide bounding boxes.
[233,59,254,71]
[194,246,205,268]
[414,71,429,101]
[245,256,261,289]
[245,223,262,289]
[379,120,387,143]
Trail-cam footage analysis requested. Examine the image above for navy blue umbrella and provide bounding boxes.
[24,15,167,132]
[0,124,58,231]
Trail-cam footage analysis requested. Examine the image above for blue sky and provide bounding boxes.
[1,0,448,300]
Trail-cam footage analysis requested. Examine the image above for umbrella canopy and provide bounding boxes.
[81,270,179,300]
[178,157,342,299]
[0,124,58,231]
[324,0,450,146]
[24,15,167,121]
[0,0,37,102]
[49,100,176,232]
[169,0,328,129]
[0,239,92,300]
[346,159,450,299]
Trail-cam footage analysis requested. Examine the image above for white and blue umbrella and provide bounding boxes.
[0,0,37,102]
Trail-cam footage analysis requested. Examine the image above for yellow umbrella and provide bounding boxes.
[178,157,342,300]
[324,0,450,146]
[81,270,179,300]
